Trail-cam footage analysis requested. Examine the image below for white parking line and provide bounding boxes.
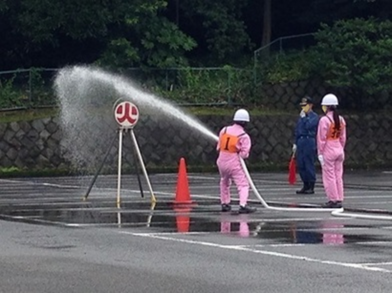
[188,176,217,180]
[118,231,392,273]
[354,241,392,245]
[242,244,306,248]
[0,178,82,189]
[360,261,392,266]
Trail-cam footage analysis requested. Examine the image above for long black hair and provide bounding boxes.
[329,106,340,130]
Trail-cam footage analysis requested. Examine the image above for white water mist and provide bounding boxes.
[54,65,219,171]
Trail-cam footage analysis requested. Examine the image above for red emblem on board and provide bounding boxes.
[114,102,139,128]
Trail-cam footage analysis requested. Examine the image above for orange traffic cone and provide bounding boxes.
[174,157,193,204]
[174,206,192,233]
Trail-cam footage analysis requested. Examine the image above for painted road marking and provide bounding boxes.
[117,231,392,273]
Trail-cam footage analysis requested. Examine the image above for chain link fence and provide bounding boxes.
[0,68,58,110]
[0,67,254,111]
[1,32,390,111]
[253,33,316,85]
[1,66,391,112]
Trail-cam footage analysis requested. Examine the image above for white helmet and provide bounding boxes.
[321,94,339,106]
[233,109,250,122]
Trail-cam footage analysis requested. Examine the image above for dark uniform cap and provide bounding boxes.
[299,96,313,106]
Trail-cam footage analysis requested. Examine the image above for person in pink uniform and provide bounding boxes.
[216,109,256,214]
[317,94,347,208]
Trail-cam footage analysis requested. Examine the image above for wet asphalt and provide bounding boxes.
[1,170,392,292]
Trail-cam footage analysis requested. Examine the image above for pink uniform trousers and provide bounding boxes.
[322,144,344,202]
[317,112,346,202]
[216,124,251,207]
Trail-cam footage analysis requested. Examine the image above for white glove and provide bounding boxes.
[300,110,306,118]
[292,144,297,153]
[318,155,324,166]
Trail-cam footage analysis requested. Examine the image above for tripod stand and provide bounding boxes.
[83,127,156,206]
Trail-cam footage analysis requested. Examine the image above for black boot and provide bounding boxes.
[304,182,315,194]
[221,204,232,212]
[296,183,308,194]
[322,201,342,208]
[238,205,256,214]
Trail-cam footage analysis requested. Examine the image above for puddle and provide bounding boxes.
[1,199,392,246]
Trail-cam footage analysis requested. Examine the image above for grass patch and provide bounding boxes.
[0,167,74,178]
[172,106,291,116]
[0,106,292,123]
[0,107,59,123]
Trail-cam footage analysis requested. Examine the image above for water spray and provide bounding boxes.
[54,65,392,221]
[87,99,156,204]
[55,65,217,142]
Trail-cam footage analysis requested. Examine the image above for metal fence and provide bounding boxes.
[5,33,389,111]
[0,67,254,111]
[0,68,58,110]
[0,34,318,111]
[253,33,316,84]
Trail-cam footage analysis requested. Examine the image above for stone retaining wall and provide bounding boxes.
[0,113,391,171]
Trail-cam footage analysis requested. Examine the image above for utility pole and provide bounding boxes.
[261,0,271,57]
[176,0,179,26]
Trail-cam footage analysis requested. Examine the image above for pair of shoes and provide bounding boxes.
[335,201,343,208]
[303,189,315,194]
[221,204,231,212]
[307,182,315,194]
[322,201,335,208]
[297,189,314,194]
[238,205,256,214]
[296,182,315,194]
[322,201,343,208]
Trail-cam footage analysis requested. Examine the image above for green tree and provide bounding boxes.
[297,0,392,28]
[2,0,392,70]
[177,0,251,65]
[0,0,195,68]
[98,4,196,68]
[261,0,271,48]
[312,18,392,99]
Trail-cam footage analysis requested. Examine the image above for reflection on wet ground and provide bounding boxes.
[1,173,392,249]
[2,198,392,246]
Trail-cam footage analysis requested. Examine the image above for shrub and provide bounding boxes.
[312,18,392,97]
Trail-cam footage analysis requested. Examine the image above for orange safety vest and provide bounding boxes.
[326,116,345,140]
[218,128,246,153]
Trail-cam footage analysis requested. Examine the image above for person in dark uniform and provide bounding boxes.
[292,96,319,194]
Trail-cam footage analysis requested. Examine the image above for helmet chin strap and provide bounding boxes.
[235,121,247,127]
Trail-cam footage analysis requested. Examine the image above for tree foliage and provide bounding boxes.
[97,2,197,68]
[312,18,392,96]
[0,0,196,68]
[177,0,251,64]
[1,0,392,69]
[1,0,392,111]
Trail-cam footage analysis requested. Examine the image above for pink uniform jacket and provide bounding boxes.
[317,111,347,202]
[317,112,346,156]
[216,124,251,206]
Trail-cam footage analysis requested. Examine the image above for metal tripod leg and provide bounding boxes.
[126,130,144,198]
[116,128,123,207]
[131,137,145,198]
[83,132,118,201]
[129,129,156,203]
